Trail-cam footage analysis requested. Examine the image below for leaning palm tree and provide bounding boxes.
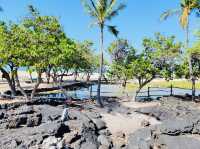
[161,0,200,99]
[81,0,125,107]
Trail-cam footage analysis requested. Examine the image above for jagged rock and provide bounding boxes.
[98,129,112,136]
[126,128,152,149]
[85,111,102,119]
[57,139,65,149]
[0,111,5,119]
[2,139,18,149]
[99,145,110,149]
[157,119,194,135]
[63,130,81,144]
[136,106,176,121]
[77,141,98,149]
[27,113,42,127]
[33,105,62,123]
[42,136,61,148]
[97,135,112,147]
[15,105,34,115]
[7,115,27,129]
[92,119,106,130]
[155,135,200,149]
[141,120,150,127]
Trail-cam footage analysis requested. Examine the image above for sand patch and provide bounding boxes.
[0,98,24,105]
[121,101,160,109]
[102,112,161,136]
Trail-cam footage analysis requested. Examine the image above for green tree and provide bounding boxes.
[108,39,136,88]
[161,0,200,98]
[130,53,157,98]
[76,41,99,81]
[0,22,19,96]
[130,33,181,100]
[143,33,182,80]
[81,0,126,107]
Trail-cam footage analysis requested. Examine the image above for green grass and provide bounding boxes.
[125,80,200,91]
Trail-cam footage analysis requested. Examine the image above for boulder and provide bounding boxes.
[126,128,152,149]
[155,135,200,149]
[92,119,106,130]
[15,105,34,115]
[27,113,42,127]
[157,119,194,135]
[63,131,81,144]
[99,145,110,149]
[98,129,112,136]
[42,136,61,148]
[97,135,112,147]
[7,115,28,129]
[0,112,5,119]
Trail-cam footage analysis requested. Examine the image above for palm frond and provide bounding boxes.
[81,0,98,18]
[106,0,117,17]
[107,25,119,37]
[160,9,181,21]
[89,0,98,14]
[180,7,189,28]
[106,3,126,20]
[88,21,98,28]
[28,5,40,16]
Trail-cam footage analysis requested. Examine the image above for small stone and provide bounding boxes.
[115,131,126,138]
[141,120,150,127]
[42,136,60,148]
[99,129,112,136]
[98,135,112,147]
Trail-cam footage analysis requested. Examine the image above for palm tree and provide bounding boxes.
[161,0,200,99]
[81,0,125,107]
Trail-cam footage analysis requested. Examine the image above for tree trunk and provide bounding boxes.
[52,70,57,83]
[134,77,154,101]
[14,70,29,100]
[29,71,34,83]
[186,21,195,100]
[86,73,90,82]
[46,71,50,84]
[122,78,127,93]
[97,25,104,107]
[46,66,52,84]
[30,72,42,100]
[0,68,16,96]
[74,70,78,81]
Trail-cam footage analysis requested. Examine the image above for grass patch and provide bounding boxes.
[125,80,200,91]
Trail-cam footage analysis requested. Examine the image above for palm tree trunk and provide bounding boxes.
[186,21,195,100]
[97,25,104,107]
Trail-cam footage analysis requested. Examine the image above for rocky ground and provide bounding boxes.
[1,96,200,149]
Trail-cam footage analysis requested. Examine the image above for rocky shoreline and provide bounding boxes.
[1,96,200,149]
[128,97,200,149]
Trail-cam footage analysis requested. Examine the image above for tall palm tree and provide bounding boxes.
[161,0,200,99]
[81,0,125,107]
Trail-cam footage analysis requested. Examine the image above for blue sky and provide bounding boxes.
[0,0,199,53]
